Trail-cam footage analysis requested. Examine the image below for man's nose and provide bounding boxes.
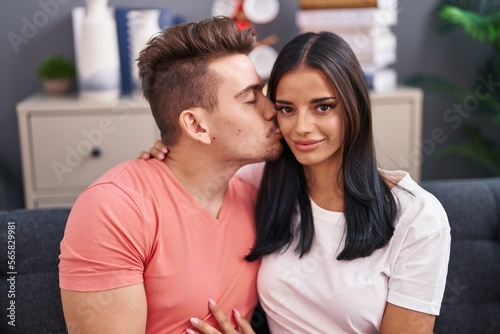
[261,96,277,121]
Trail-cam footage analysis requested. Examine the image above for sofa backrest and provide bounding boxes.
[421,178,500,333]
[0,208,70,333]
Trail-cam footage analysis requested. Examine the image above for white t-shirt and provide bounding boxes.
[237,164,451,334]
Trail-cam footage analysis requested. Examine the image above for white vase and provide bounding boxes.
[130,9,161,96]
[78,0,121,101]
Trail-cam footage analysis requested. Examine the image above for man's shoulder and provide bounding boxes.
[75,159,167,208]
[91,159,161,187]
[70,159,168,225]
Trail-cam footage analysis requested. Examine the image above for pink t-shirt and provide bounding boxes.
[59,159,260,333]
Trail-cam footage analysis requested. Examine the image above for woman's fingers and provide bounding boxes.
[208,299,236,332]
[153,139,167,151]
[138,151,151,160]
[233,309,255,334]
[139,140,168,161]
[149,140,167,160]
[188,316,221,334]
[186,299,255,334]
[148,147,165,160]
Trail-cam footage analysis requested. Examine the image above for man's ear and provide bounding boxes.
[178,108,212,144]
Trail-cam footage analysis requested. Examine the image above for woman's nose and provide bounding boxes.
[295,110,314,135]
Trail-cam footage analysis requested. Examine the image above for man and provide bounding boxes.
[59,16,282,333]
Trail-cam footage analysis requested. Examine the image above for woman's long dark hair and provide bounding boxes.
[246,32,398,261]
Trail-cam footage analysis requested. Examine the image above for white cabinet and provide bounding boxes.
[17,88,423,208]
[17,93,160,208]
[371,87,423,182]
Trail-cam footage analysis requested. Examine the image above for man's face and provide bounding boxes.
[207,54,282,164]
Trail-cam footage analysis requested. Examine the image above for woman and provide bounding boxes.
[145,31,450,334]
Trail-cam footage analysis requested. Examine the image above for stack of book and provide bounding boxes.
[296,0,398,92]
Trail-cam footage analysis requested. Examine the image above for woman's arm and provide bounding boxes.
[380,302,435,334]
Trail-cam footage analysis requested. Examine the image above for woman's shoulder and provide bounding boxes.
[380,169,435,201]
[381,169,450,233]
[235,162,266,190]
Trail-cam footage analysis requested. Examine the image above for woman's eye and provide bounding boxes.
[276,106,293,114]
[316,104,335,113]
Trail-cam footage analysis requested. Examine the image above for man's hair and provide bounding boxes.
[138,16,257,145]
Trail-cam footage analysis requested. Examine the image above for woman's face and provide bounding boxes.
[275,66,344,169]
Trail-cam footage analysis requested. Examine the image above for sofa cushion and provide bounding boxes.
[0,208,70,333]
[421,178,500,334]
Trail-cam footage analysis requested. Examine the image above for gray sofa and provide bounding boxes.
[1,178,499,333]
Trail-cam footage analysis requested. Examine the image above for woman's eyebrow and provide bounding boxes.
[310,96,336,103]
[275,99,292,105]
[275,96,337,105]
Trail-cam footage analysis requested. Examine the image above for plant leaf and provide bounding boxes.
[437,124,500,175]
[439,5,500,46]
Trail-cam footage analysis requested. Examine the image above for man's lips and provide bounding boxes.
[269,127,282,138]
[293,140,322,152]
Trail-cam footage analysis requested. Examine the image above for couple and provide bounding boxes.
[59,16,450,334]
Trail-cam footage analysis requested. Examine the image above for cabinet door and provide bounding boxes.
[30,112,158,190]
[371,94,421,181]
[35,195,79,208]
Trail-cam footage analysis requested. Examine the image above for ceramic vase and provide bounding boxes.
[78,0,121,101]
[130,9,161,97]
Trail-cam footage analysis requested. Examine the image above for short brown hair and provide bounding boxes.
[138,16,257,145]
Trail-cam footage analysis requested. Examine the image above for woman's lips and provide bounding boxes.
[293,140,321,152]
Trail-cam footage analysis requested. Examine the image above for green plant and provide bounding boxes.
[405,0,500,176]
[38,55,76,80]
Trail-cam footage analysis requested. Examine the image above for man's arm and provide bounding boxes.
[61,283,147,334]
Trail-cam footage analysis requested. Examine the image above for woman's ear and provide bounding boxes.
[178,108,212,145]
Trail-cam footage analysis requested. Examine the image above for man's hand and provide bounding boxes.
[186,299,255,334]
[139,140,168,160]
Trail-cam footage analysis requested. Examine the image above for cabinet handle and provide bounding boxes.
[91,147,101,158]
